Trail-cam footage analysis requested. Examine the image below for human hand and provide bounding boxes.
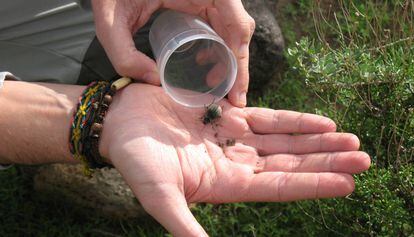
[99,83,371,237]
[91,0,255,107]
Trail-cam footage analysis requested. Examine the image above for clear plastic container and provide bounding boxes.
[149,10,237,107]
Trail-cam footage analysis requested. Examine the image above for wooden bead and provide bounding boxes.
[111,77,132,91]
[91,123,103,133]
[104,94,113,104]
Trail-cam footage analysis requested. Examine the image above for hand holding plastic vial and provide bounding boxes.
[149,10,237,107]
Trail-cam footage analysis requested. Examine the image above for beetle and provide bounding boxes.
[226,138,236,147]
[201,103,222,125]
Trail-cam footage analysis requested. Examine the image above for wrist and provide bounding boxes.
[98,79,134,165]
[98,82,168,166]
[98,90,121,164]
[0,81,84,165]
[68,79,132,173]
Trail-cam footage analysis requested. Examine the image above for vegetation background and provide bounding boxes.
[1,0,413,236]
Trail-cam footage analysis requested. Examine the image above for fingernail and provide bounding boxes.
[238,43,249,57]
[143,71,160,85]
[239,91,247,107]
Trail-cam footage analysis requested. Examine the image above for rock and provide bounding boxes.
[33,164,146,219]
[243,0,285,91]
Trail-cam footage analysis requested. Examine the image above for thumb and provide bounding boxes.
[112,47,160,85]
[138,184,208,237]
[94,18,160,84]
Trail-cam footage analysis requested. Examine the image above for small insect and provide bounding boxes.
[216,141,225,149]
[201,103,223,125]
[226,138,236,147]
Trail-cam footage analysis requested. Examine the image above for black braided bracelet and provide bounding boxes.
[69,77,132,176]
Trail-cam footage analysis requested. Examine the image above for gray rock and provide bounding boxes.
[31,164,198,219]
[243,0,285,91]
[33,164,146,219]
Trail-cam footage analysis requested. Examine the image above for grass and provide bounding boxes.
[1,0,413,236]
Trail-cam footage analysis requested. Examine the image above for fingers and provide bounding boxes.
[161,0,254,106]
[205,63,227,88]
[92,0,160,85]
[196,47,220,65]
[212,1,255,107]
[223,144,370,174]
[243,132,360,155]
[242,172,355,202]
[227,46,249,107]
[210,169,355,203]
[244,108,337,134]
[197,5,251,107]
[256,151,371,174]
[196,45,229,88]
[137,184,208,237]
[99,27,160,84]
[196,41,237,90]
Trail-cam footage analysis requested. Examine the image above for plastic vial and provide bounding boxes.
[149,10,237,107]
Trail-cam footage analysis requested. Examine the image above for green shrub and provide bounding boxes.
[286,38,414,167]
[255,1,414,236]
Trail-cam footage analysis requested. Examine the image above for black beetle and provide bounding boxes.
[202,103,222,125]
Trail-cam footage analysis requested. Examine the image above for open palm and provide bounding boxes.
[100,83,370,236]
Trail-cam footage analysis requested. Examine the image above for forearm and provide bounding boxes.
[0,81,84,165]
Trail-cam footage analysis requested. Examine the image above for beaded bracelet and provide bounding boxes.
[69,77,132,176]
